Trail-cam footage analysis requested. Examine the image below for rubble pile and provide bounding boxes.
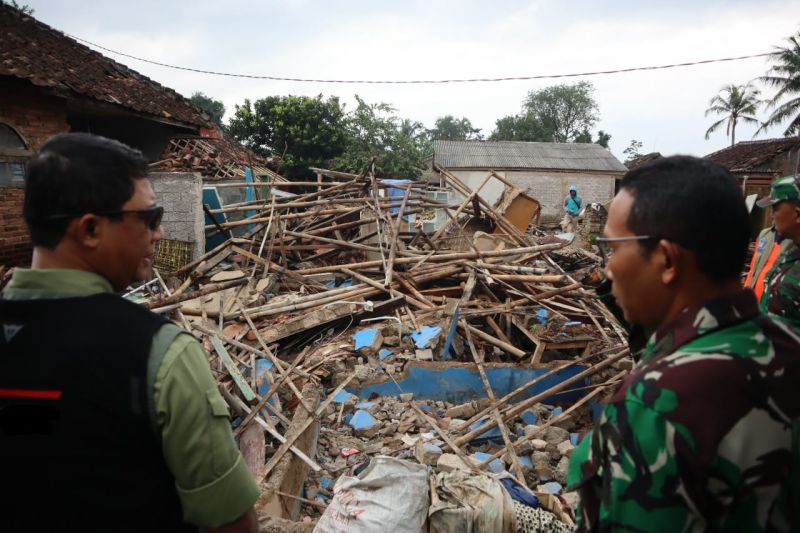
[129,167,632,531]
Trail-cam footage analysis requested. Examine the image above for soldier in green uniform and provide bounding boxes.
[0,134,260,531]
[568,156,800,532]
[756,175,800,324]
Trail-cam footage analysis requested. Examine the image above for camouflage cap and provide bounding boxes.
[756,175,800,207]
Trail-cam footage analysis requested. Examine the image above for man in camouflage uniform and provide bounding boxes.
[757,175,800,324]
[568,156,800,532]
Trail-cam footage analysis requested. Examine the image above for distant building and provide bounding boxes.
[706,138,800,230]
[428,140,627,225]
[0,5,269,267]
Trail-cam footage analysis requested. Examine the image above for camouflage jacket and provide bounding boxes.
[761,240,800,324]
[568,289,800,532]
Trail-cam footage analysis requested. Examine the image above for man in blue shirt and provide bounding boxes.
[561,185,582,232]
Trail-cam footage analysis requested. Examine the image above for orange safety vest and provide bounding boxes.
[746,241,783,300]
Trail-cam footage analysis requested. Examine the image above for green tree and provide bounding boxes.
[704,83,761,146]
[758,32,800,136]
[427,115,482,141]
[523,81,599,142]
[333,96,427,179]
[622,140,643,163]
[190,92,226,129]
[489,114,550,141]
[227,95,348,179]
[490,81,600,143]
[595,130,612,148]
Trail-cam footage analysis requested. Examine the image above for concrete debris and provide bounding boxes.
[127,166,635,528]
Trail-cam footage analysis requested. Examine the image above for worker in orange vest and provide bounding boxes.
[744,225,789,299]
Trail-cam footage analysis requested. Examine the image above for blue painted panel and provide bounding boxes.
[203,187,230,251]
[348,365,588,404]
[380,179,412,221]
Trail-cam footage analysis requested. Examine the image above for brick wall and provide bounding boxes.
[0,80,69,150]
[0,187,31,266]
[0,81,69,266]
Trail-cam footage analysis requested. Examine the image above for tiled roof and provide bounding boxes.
[152,134,280,181]
[433,140,627,173]
[624,152,662,170]
[0,5,209,129]
[705,138,800,172]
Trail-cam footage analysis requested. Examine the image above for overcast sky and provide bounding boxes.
[24,0,800,161]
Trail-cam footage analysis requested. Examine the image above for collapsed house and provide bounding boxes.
[123,166,632,532]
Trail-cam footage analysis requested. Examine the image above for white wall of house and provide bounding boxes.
[449,169,618,226]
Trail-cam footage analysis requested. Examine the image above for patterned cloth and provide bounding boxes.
[761,240,800,325]
[568,289,800,532]
[512,500,572,533]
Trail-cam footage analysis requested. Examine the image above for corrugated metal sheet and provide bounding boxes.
[433,140,627,173]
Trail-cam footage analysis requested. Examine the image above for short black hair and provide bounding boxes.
[23,133,148,248]
[621,155,749,283]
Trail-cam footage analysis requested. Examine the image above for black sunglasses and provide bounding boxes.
[47,205,164,231]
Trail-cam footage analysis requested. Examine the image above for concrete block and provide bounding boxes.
[353,328,383,356]
[414,441,443,465]
[531,439,548,451]
[472,451,505,474]
[411,326,442,349]
[355,401,379,414]
[415,348,433,361]
[557,440,575,457]
[399,392,414,402]
[349,409,379,438]
[437,453,475,473]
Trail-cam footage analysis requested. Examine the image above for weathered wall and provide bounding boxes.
[451,169,618,226]
[0,81,70,266]
[0,187,31,266]
[149,172,205,260]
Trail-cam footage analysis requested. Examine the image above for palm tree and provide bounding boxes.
[705,83,761,146]
[758,32,800,136]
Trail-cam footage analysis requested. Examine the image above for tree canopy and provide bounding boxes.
[227,95,348,179]
[490,81,601,143]
[332,96,428,179]
[190,92,226,129]
[758,32,800,136]
[427,115,482,141]
[227,94,428,180]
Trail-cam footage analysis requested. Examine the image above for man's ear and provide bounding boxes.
[657,240,682,285]
[68,214,103,249]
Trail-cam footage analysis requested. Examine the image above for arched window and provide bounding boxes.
[0,123,29,186]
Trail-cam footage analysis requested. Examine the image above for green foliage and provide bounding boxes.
[595,130,612,148]
[427,115,482,141]
[758,32,800,137]
[227,94,348,179]
[490,81,600,143]
[190,92,226,129]
[332,96,428,179]
[622,140,643,162]
[704,83,761,146]
[489,114,550,141]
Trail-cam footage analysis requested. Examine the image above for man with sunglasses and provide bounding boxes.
[756,175,800,324]
[0,133,259,531]
[567,156,800,532]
